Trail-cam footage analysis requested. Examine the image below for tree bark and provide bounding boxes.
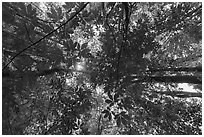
[148,66,202,73]
[133,75,202,84]
[152,90,202,98]
[150,75,202,84]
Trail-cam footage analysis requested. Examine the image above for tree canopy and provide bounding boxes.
[2,2,202,135]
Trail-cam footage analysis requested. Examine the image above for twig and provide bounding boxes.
[24,22,34,43]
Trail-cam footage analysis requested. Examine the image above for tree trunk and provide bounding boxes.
[133,75,202,84]
[149,75,202,84]
[148,66,202,73]
[152,90,202,98]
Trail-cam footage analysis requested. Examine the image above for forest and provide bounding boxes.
[2,2,202,135]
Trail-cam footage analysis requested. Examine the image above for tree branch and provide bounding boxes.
[3,67,92,78]
[3,2,89,70]
[24,22,34,43]
[105,2,116,43]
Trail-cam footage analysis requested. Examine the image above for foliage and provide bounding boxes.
[2,2,202,135]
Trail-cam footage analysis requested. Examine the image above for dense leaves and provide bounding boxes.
[2,2,202,135]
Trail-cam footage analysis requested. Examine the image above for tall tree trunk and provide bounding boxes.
[152,90,202,98]
[133,75,201,84]
[149,75,202,84]
[148,66,202,73]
